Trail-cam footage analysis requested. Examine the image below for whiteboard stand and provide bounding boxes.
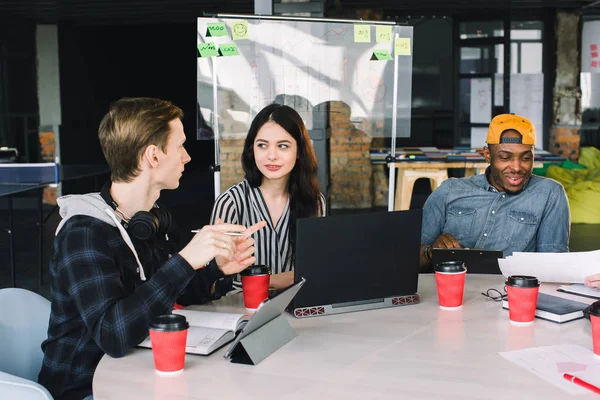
[198,16,412,204]
[387,32,401,212]
[211,49,221,199]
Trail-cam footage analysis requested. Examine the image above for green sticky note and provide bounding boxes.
[370,50,392,61]
[354,25,371,43]
[232,20,249,40]
[376,26,392,43]
[395,38,411,56]
[218,43,240,57]
[206,22,227,37]
[197,42,219,57]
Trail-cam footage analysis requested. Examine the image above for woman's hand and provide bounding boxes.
[584,273,600,288]
[269,271,294,290]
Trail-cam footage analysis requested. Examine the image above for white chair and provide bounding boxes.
[0,288,53,400]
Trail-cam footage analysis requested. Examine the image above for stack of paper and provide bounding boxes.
[558,283,600,299]
[498,250,600,283]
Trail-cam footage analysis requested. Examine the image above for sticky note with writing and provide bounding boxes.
[218,43,240,57]
[370,50,392,61]
[376,26,392,43]
[395,38,411,56]
[197,42,219,57]
[232,20,249,40]
[354,25,371,43]
[206,22,227,37]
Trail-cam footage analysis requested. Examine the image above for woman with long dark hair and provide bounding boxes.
[211,104,325,290]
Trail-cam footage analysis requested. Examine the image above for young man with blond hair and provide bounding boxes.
[38,97,265,400]
[420,114,570,269]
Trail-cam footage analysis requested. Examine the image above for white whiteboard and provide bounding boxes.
[197,17,414,139]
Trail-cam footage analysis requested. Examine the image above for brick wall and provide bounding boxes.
[550,126,580,162]
[328,101,374,209]
[371,138,388,207]
[39,129,58,205]
[219,139,245,192]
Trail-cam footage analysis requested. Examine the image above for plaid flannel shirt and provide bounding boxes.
[38,215,226,400]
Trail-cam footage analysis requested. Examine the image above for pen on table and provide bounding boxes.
[190,230,250,237]
[563,373,600,395]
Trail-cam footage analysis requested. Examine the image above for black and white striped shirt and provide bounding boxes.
[210,180,325,288]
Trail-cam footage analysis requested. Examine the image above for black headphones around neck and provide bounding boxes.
[100,181,172,241]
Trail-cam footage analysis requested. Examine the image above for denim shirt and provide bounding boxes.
[421,172,570,256]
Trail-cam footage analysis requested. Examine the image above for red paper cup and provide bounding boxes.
[505,276,540,325]
[240,265,271,311]
[149,314,189,375]
[435,270,467,309]
[590,302,600,357]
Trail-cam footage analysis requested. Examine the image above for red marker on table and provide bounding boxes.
[563,373,600,395]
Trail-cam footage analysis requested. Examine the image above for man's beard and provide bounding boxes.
[502,174,531,196]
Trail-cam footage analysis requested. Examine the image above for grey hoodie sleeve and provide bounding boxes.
[55,216,196,357]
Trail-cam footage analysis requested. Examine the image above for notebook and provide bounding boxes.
[290,209,422,318]
[139,309,249,355]
[501,292,589,324]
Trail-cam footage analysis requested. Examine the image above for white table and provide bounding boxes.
[93,274,598,399]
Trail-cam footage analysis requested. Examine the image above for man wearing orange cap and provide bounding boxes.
[419,114,570,269]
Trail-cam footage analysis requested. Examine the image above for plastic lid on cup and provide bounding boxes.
[240,264,271,276]
[149,314,189,332]
[434,261,466,273]
[505,275,540,288]
[589,300,600,317]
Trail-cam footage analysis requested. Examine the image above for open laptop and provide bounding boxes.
[290,209,422,318]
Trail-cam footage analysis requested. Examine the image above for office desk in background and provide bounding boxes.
[0,163,110,287]
[93,275,597,400]
[370,147,563,210]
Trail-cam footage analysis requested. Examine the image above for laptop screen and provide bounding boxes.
[293,209,422,309]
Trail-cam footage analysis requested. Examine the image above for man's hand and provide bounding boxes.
[432,233,461,250]
[215,220,267,275]
[584,273,600,288]
[420,233,462,269]
[179,223,247,270]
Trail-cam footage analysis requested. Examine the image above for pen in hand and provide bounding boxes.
[190,230,250,237]
[563,373,600,395]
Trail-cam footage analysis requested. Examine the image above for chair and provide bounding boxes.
[395,168,448,211]
[0,288,53,400]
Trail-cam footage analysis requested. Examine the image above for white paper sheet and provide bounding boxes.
[498,250,600,283]
[470,78,492,123]
[499,344,600,395]
[510,73,544,149]
[470,127,488,148]
[558,284,600,299]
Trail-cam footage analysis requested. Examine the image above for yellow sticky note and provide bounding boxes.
[354,25,371,43]
[376,26,392,43]
[395,38,411,56]
[232,20,249,40]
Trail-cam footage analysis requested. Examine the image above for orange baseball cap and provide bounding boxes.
[486,114,536,145]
